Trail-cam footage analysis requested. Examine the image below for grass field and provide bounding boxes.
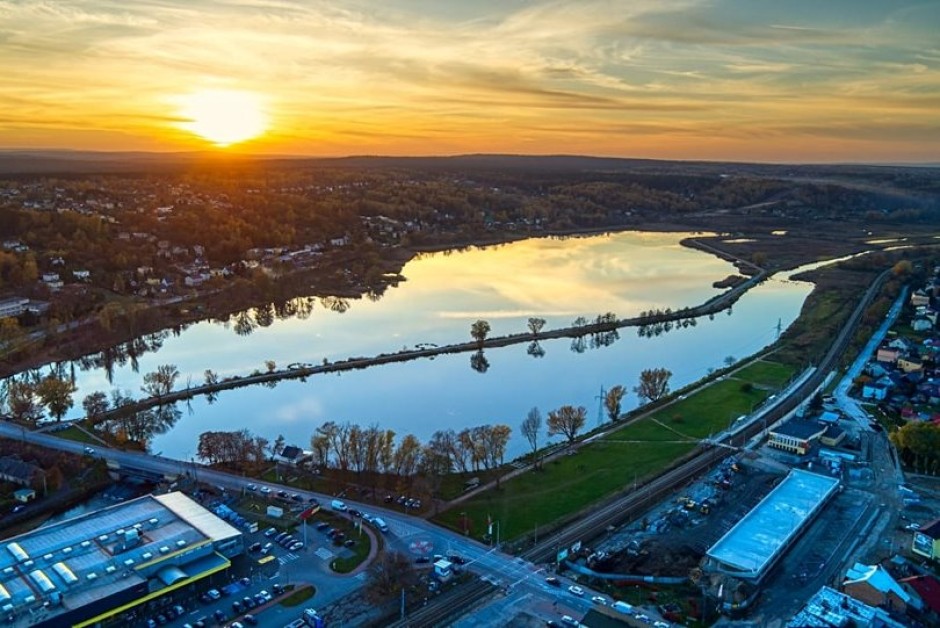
[434,359,794,543]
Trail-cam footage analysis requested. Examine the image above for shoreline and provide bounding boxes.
[0,221,864,380]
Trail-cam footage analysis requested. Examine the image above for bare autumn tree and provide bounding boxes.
[365,551,420,603]
[82,391,110,423]
[547,405,587,444]
[479,424,512,488]
[604,385,626,422]
[634,367,673,403]
[393,434,422,478]
[317,421,352,471]
[141,364,180,399]
[527,317,546,335]
[520,407,542,469]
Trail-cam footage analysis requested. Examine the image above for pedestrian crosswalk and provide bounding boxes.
[278,552,300,565]
[315,547,334,561]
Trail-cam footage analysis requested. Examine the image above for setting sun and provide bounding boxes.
[176,89,268,147]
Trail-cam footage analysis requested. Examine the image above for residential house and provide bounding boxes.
[0,456,44,488]
[877,346,902,364]
[274,445,310,466]
[911,290,930,307]
[898,356,924,374]
[768,420,827,455]
[0,296,29,319]
[843,562,918,613]
[900,574,940,619]
[912,518,940,561]
[788,586,908,628]
[888,338,912,352]
[820,425,846,448]
[912,317,933,332]
[862,381,890,401]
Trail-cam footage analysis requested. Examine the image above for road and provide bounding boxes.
[0,420,623,626]
[0,266,897,626]
[833,286,908,428]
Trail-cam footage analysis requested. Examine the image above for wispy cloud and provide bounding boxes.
[0,0,937,161]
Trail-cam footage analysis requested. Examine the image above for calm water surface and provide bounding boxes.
[48,231,815,459]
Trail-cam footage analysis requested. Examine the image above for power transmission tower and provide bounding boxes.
[596,385,606,427]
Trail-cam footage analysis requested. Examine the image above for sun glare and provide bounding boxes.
[177,89,268,147]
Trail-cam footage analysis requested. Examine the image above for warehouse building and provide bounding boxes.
[0,492,243,627]
[704,469,840,582]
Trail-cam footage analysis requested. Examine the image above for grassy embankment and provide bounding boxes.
[433,360,795,544]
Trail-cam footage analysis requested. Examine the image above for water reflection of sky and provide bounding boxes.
[69,231,733,398]
[140,233,815,461]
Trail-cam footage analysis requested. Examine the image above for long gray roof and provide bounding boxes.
[706,469,839,578]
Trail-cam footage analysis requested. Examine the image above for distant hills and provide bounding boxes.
[0,149,936,176]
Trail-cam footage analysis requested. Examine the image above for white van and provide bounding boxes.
[330,499,347,512]
[372,517,389,533]
[611,600,634,614]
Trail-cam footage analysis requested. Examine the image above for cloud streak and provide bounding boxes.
[0,0,937,162]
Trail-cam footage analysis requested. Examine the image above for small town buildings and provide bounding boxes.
[900,574,940,619]
[877,346,902,364]
[0,296,29,319]
[911,290,930,307]
[274,445,310,466]
[768,420,827,455]
[843,562,918,613]
[788,586,908,628]
[0,456,45,488]
[897,356,923,373]
[912,518,940,561]
[819,424,846,448]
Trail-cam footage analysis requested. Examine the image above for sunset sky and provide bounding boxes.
[2,0,938,162]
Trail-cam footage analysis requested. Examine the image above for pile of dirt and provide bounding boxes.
[604,538,703,578]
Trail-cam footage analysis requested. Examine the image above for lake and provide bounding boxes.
[43,231,815,459]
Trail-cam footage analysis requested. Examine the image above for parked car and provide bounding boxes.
[248,542,261,552]
[213,610,226,623]
[289,541,304,551]
[568,585,584,597]
[330,499,348,511]
[232,601,243,614]
[207,589,221,601]
[560,616,579,626]
[246,484,258,492]
[371,516,389,532]
[316,522,331,531]
[242,596,256,610]
[275,532,288,543]
[343,539,356,548]
[276,490,288,499]
[264,527,277,537]
[243,614,258,626]
[591,595,607,605]
[259,486,272,494]
[545,577,561,587]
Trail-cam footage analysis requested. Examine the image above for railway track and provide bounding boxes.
[388,580,497,627]
[523,267,891,564]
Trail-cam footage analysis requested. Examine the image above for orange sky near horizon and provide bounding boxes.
[1,1,938,163]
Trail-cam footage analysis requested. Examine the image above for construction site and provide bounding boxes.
[577,456,781,576]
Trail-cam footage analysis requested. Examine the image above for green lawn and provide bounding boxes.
[434,362,787,543]
[52,425,101,445]
[434,437,694,543]
[732,360,796,389]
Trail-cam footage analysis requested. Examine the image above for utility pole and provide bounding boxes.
[595,386,606,427]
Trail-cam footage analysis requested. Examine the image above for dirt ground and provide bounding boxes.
[592,460,783,578]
